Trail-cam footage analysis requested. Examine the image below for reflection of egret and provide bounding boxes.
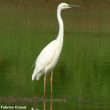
[50,98,52,110]
[43,99,46,110]
[32,3,80,98]
[43,98,53,110]
[31,107,39,110]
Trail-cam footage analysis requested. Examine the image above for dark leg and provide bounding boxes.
[50,71,53,99]
[43,99,46,110]
[44,74,46,99]
[50,98,53,110]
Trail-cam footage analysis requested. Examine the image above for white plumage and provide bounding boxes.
[32,3,70,81]
[32,39,62,80]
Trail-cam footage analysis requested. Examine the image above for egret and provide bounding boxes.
[32,3,80,98]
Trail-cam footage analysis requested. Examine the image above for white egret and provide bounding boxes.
[32,3,80,98]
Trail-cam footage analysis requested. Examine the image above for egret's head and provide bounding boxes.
[58,3,80,10]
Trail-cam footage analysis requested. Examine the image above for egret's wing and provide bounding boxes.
[32,40,57,80]
[36,40,57,71]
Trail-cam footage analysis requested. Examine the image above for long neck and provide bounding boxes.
[57,8,64,40]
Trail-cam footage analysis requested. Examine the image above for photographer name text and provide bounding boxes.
[1,105,26,110]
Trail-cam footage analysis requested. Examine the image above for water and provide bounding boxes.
[0,1,110,110]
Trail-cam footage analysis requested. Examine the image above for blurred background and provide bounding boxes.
[0,0,110,110]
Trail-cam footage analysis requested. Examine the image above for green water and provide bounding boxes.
[0,1,110,110]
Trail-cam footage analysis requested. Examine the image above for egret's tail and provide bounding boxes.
[36,74,42,80]
[32,69,37,81]
[32,73,36,81]
[32,73,42,81]
[32,70,43,81]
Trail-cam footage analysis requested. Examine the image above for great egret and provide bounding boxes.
[32,3,79,98]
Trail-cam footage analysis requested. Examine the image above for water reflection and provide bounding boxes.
[43,99,46,110]
[31,98,53,110]
[40,98,53,110]
[31,107,39,110]
[43,98,53,110]
[50,99,52,110]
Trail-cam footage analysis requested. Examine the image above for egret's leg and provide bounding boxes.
[50,98,53,110]
[50,71,53,99]
[43,99,46,110]
[44,74,46,99]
